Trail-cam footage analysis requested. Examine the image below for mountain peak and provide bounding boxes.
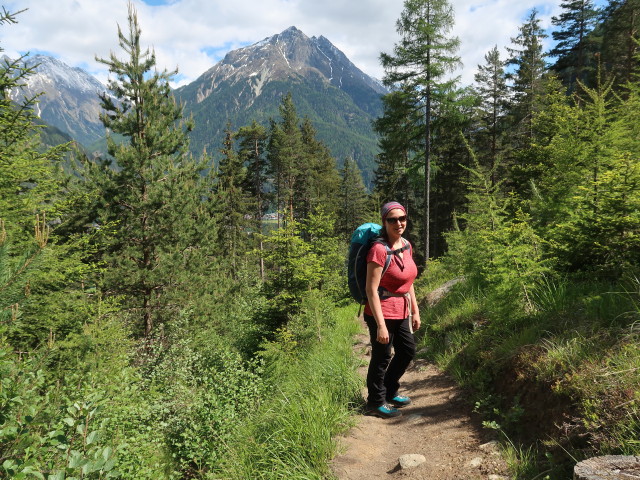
[188,27,386,108]
[26,55,105,94]
[10,54,106,146]
[280,25,303,36]
[174,28,387,181]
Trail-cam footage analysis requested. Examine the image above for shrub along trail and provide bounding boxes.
[331,318,510,480]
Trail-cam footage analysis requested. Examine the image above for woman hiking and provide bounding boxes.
[364,201,420,418]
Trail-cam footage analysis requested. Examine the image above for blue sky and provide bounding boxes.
[1,0,607,88]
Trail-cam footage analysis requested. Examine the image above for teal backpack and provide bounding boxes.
[347,223,409,305]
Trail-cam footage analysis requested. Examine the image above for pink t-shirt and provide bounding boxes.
[363,240,418,319]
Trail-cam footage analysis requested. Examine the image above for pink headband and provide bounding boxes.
[381,201,406,222]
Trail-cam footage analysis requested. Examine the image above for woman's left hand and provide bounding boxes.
[412,315,421,332]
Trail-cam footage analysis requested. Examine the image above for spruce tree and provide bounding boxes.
[237,120,268,219]
[506,9,548,148]
[549,0,600,91]
[430,87,476,257]
[236,121,268,278]
[472,45,510,187]
[540,75,640,276]
[267,93,304,222]
[445,149,547,313]
[336,157,368,241]
[380,0,462,266]
[599,0,640,91]
[297,117,340,223]
[261,218,323,327]
[373,87,422,212]
[92,3,214,336]
[215,124,253,276]
[0,9,94,351]
[508,74,573,200]
[0,9,68,243]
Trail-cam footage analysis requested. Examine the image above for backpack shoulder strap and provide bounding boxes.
[381,245,393,276]
[387,238,410,256]
[402,237,411,255]
[373,239,393,277]
[389,237,409,254]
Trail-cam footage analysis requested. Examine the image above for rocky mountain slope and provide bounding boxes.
[176,26,386,181]
[9,54,106,147]
[179,26,385,111]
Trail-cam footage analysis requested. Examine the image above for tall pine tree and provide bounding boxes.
[297,117,340,224]
[267,93,303,223]
[380,0,461,266]
[472,45,510,187]
[506,9,548,148]
[599,0,640,91]
[236,120,268,279]
[0,9,68,243]
[0,9,98,351]
[373,87,422,214]
[92,3,214,336]
[549,0,600,91]
[215,124,253,276]
[336,157,369,241]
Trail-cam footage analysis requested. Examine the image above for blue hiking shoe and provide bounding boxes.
[387,395,411,407]
[367,403,402,418]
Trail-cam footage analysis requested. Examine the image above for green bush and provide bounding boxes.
[0,342,121,479]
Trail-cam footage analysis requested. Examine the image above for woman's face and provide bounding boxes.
[384,208,407,237]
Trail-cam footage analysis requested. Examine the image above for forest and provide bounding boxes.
[1,0,639,478]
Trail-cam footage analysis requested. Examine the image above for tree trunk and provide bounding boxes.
[259,239,265,280]
[423,45,432,269]
[144,292,152,337]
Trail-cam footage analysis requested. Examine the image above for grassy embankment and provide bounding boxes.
[415,267,640,479]
[214,301,363,480]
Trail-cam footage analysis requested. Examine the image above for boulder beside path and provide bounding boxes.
[574,455,640,480]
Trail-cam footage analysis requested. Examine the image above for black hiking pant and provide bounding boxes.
[363,314,416,406]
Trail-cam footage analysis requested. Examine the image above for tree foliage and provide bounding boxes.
[91,4,215,336]
[0,12,69,244]
[506,9,548,147]
[379,0,462,266]
[336,157,369,241]
[472,45,510,187]
[549,0,600,90]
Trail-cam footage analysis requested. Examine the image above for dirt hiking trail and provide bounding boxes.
[331,318,511,480]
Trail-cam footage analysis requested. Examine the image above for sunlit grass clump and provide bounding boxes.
[216,299,362,480]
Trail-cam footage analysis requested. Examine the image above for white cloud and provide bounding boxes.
[0,0,597,88]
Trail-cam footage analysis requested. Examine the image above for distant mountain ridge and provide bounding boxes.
[10,27,385,183]
[8,54,106,147]
[182,26,386,109]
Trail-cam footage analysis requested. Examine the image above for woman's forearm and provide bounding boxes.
[366,290,386,327]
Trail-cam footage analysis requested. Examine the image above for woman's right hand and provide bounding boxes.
[377,325,390,344]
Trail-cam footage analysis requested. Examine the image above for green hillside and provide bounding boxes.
[178,76,381,186]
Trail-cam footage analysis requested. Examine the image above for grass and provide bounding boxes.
[215,304,362,480]
[417,274,640,479]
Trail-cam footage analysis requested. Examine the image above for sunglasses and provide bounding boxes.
[385,215,407,224]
